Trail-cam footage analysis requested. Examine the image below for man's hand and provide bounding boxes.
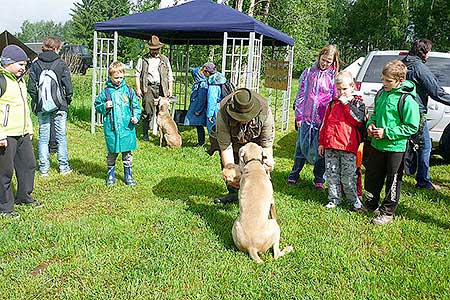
[0,139,7,148]
[106,100,113,108]
[318,145,325,157]
[136,88,142,98]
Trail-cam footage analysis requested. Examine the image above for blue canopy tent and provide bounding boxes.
[91,0,294,133]
[94,0,294,46]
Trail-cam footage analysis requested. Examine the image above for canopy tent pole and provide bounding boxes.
[246,32,255,90]
[221,32,228,75]
[91,31,98,134]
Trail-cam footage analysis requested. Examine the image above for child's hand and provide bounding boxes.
[105,100,113,108]
[367,124,376,137]
[131,117,139,124]
[0,139,7,148]
[372,128,385,139]
[318,145,325,157]
[339,95,351,104]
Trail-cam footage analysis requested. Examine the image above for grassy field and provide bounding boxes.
[0,74,449,300]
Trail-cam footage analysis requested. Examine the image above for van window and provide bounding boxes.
[427,57,450,86]
[362,55,402,82]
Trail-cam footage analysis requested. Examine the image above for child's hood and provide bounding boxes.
[207,72,227,85]
[106,77,126,89]
[395,79,417,97]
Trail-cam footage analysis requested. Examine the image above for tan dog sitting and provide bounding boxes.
[232,142,293,263]
[157,97,182,148]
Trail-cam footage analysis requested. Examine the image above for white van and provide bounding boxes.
[355,50,450,161]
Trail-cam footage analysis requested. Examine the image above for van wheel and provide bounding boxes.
[439,124,450,162]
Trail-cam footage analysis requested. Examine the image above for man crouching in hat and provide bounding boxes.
[135,35,174,140]
[0,45,42,218]
[210,88,275,204]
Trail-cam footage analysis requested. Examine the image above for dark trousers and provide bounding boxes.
[0,135,36,213]
[196,126,205,145]
[142,83,161,136]
[364,149,404,216]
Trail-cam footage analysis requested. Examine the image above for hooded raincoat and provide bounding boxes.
[184,67,208,126]
[206,72,227,133]
[95,78,142,154]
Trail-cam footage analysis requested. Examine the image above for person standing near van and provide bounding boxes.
[28,36,73,176]
[402,39,450,190]
[0,45,41,218]
[135,35,174,141]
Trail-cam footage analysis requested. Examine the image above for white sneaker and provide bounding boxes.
[60,168,72,175]
[372,214,394,225]
[325,202,337,209]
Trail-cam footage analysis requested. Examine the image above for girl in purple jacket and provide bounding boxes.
[288,45,339,188]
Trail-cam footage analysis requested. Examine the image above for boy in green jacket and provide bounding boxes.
[365,60,420,225]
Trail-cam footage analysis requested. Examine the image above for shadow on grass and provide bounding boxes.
[186,202,237,250]
[69,158,107,180]
[153,176,237,249]
[274,130,297,160]
[399,205,450,230]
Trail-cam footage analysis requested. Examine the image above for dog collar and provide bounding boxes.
[244,158,263,166]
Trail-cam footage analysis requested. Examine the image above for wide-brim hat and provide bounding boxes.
[225,88,263,122]
[148,35,164,50]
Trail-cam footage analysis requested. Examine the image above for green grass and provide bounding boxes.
[0,75,449,299]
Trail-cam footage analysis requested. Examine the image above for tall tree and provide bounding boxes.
[16,20,67,43]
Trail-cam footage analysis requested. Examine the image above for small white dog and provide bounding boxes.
[232,142,293,263]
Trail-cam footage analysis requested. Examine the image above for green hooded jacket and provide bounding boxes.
[367,80,420,152]
[95,78,142,154]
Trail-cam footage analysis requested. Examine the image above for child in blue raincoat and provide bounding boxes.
[95,61,141,186]
[184,66,208,146]
[202,62,227,134]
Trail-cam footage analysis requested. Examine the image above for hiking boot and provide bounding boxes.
[214,193,238,205]
[372,214,394,225]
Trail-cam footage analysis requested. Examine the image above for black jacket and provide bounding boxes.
[402,55,450,115]
[27,51,73,113]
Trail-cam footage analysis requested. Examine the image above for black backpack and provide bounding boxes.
[220,81,236,99]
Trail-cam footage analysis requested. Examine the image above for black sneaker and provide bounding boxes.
[214,193,238,205]
[16,200,44,208]
[1,211,20,219]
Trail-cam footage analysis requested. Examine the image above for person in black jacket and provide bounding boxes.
[402,39,450,190]
[27,36,73,176]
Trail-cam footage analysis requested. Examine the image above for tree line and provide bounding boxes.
[15,0,450,75]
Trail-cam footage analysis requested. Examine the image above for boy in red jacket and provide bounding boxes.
[318,71,366,211]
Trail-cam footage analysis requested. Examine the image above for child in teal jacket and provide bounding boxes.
[364,60,420,225]
[95,61,141,186]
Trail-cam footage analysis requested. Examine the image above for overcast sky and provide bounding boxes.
[1,0,76,34]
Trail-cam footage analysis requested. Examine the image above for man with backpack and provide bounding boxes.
[28,36,73,176]
[402,39,450,190]
[0,45,41,218]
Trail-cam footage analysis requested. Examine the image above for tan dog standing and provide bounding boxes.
[157,97,182,148]
[232,142,293,263]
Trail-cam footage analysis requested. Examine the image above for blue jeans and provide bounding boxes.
[416,120,432,188]
[288,128,325,184]
[38,110,70,173]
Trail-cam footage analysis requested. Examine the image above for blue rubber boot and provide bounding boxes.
[124,166,136,186]
[106,166,115,186]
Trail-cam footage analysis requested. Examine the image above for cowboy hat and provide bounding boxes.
[148,35,164,50]
[226,88,263,122]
